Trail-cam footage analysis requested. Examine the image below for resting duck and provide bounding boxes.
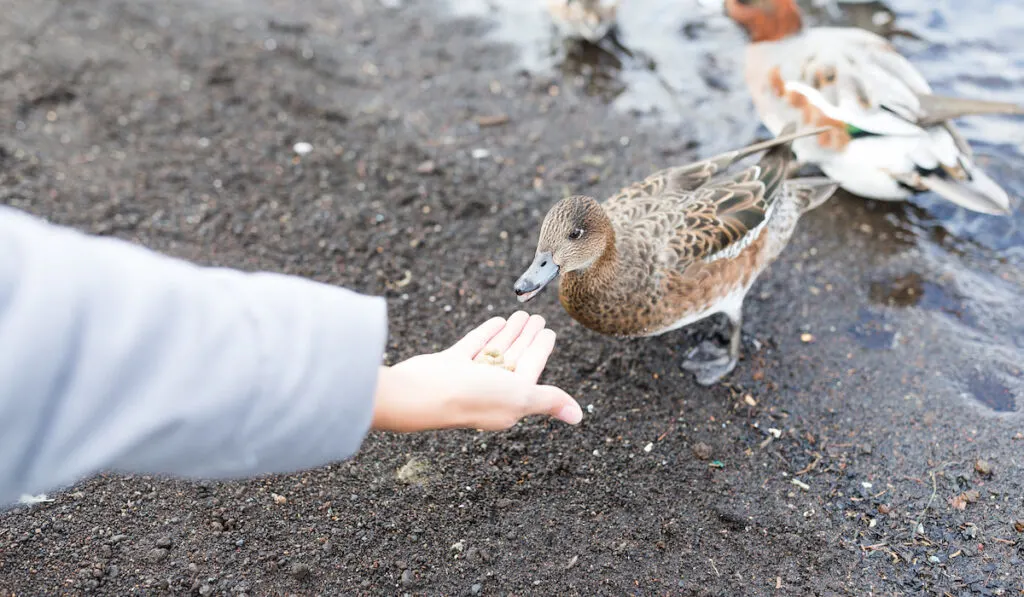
[725,0,1021,215]
[513,126,838,385]
[547,0,619,43]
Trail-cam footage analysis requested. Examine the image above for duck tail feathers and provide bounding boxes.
[787,177,840,214]
[917,94,1024,127]
[917,165,1013,216]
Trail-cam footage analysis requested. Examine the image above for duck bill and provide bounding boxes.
[514,251,559,303]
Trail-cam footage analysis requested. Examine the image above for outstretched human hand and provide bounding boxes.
[371,311,583,432]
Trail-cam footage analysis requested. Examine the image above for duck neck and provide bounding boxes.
[749,0,803,43]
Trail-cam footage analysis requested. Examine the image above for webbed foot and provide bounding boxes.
[682,340,738,386]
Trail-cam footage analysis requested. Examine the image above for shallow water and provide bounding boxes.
[448,0,1024,412]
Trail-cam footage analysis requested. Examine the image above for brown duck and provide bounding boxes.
[513,126,838,385]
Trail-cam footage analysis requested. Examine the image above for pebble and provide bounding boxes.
[471,583,482,595]
[928,555,940,565]
[232,581,252,593]
[692,442,713,461]
[974,459,993,476]
[146,548,169,563]
[400,569,416,587]
[155,536,173,549]
[1014,520,1024,533]
[199,584,214,596]
[290,563,312,580]
[293,142,313,155]
[471,148,490,160]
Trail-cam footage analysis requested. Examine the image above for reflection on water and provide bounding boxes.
[446,0,1024,413]
[869,272,975,326]
[963,371,1018,413]
[848,307,898,351]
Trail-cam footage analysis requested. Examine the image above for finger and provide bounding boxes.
[502,314,546,367]
[475,310,530,359]
[513,328,556,383]
[448,316,506,358]
[524,385,583,425]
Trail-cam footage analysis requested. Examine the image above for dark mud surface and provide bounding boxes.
[2,0,1023,595]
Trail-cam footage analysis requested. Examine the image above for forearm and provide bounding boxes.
[0,206,387,504]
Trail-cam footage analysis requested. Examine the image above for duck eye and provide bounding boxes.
[568,228,584,240]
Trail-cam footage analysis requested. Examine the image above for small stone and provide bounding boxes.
[975,459,993,476]
[471,583,482,595]
[293,142,313,155]
[800,333,814,343]
[322,542,333,555]
[475,114,509,127]
[416,160,436,174]
[400,569,416,587]
[272,493,287,505]
[199,584,214,596]
[692,442,712,460]
[928,555,940,565]
[107,565,119,578]
[1013,520,1024,533]
[290,563,311,580]
[232,581,251,593]
[188,563,199,574]
[155,536,173,549]
[471,148,490,160]
[146,548,169,563]
[743,395,757,407]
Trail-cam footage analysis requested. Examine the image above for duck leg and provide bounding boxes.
[682,310,742,386]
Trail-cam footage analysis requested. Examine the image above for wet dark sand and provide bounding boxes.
[1,0,1022,595]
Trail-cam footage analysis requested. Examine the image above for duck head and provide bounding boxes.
[724,0,803,43]
[514,195,612,303]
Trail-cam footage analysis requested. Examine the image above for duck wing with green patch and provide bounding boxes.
[757,27,1014,214]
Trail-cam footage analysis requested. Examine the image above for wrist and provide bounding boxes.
[371,366,400,432]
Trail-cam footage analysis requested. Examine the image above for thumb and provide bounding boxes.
[524,385,583,425]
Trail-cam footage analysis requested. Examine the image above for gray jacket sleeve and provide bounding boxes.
[0,206,387,505]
